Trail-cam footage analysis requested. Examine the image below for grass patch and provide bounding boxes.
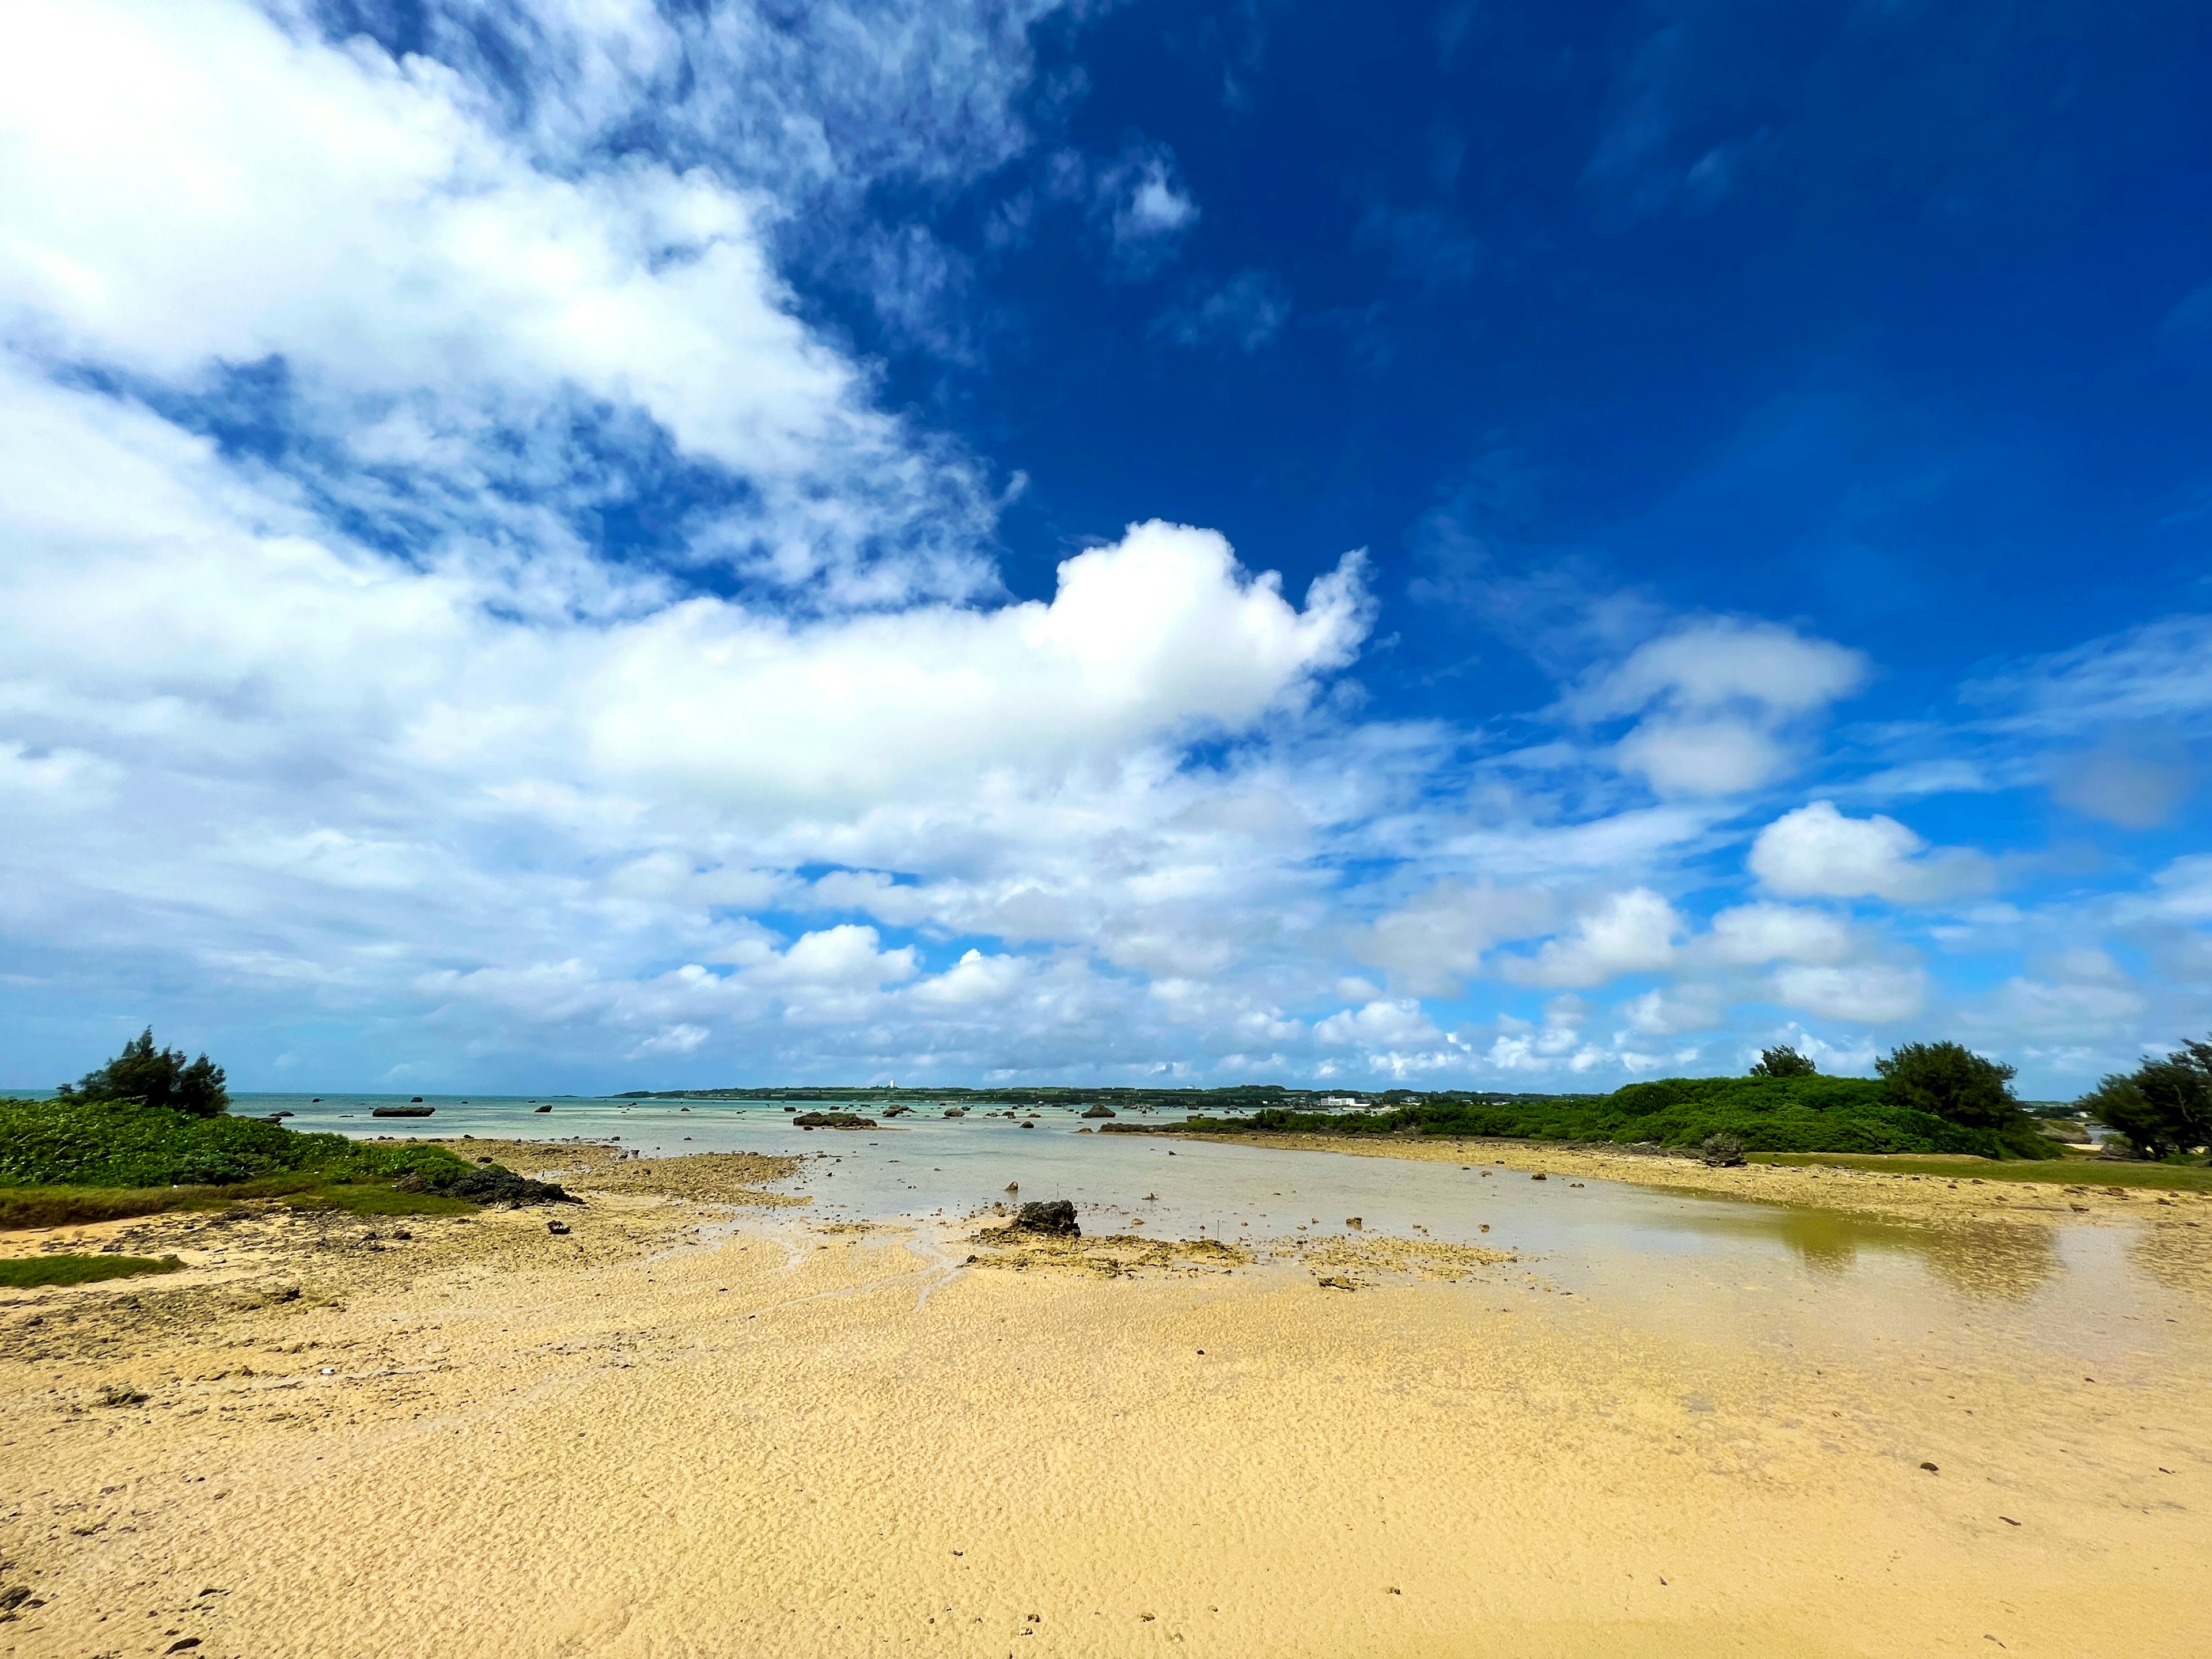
[1752,1152,2212,1192]
[279,1181,477,1217]
[0,1253,184,1287]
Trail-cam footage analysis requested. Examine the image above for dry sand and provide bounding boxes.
[3,1142,2209,1658]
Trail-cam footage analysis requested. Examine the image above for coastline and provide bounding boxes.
[1153,1128,2212,1230]
[3,1139,2209,1657]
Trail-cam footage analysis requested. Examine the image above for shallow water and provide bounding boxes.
[237,1091,2205,1369]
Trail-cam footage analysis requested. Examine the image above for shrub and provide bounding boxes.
[0,1095,467,1190]
[55,1028,229,1117]
[2080,1039,2212,1161]
[1749,1046,1817,1078]
[1876,1041,2018,1129]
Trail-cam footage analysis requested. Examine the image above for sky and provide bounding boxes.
[3,0,2210,1096]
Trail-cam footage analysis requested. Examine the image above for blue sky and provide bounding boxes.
[2,0,2209,1094]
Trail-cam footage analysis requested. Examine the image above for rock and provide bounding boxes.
[547,1221,571,1235]
[373,1105,435,1118]
[1531,1172,1547,1181]
[792,1111,876,1128]
[533,1104,551,1113]
[882,1104,912,1118]
[0,1587,26,1612]
[1081,1104,1116,1119]
[426,1165,581,1208]
[1005,1181,1019,1194]
[1020,1120,1035,1128]
[1346,1217,1362,1229]
[1317,1275,1355,1290]
[1699,1133,1747,1168]
[944,1107,967,1118]
[1010,1199,1080,1237]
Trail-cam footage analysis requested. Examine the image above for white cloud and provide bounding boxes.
[1569,619,1868,796]
[1504,889,1681,988]
[1749,801,1991,904]
[1767,963,1926,1023]
[1314,999,1442,1048]
[1097,139,1199,272]
[1696,903,1854,967]
[1356,882,1555,995]
[1619,982,1726,1036]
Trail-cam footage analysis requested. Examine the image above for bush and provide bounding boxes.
[2080,1039,2212,1161]
[1876,1041,2019,1129]
[0,1095,467,1190]
[55,1028,229,1117]
[1179,1072,2050,1158]
[1749,1046,1817,1078]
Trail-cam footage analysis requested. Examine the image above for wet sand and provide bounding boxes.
[3,1143,2209,1658]
[1176,1128,2212,1230]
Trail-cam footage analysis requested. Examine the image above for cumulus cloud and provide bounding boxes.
[1767,963,1926,1023]
[1314,999,1442,1048]
[1095,139,1199,274]
[1567,619,1868,796]
[1749,801,1991,904]
[1619,982,1726,1035]
[1503,889,1681,988]
[1696,902,1855,967]
[1355,882,1555,995]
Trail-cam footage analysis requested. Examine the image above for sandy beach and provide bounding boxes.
[4,1139,2209,1658]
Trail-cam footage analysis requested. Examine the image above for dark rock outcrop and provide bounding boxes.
[1081,1104,1116,1119]
[373,1105,434,1118]
[1009,1199,1080,1237]
[793,1111,876,1129]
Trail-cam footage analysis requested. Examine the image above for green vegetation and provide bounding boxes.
[1876,1041,2020,1130]
[1749,1152,2212,1191]
[2079,1039,2212,1162]
[0,1253,184,1288]
[1748,1044,1817,1078]
[1131,1061,2058,1160]
[0,1032,570,1229]
[55,1027,229,1116]
[0,1093,468,1190]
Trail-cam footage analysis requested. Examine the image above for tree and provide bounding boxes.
[56,1028,229,1117]
[1749,1045,1817,1078]
[1876,1041,2017,1128]
[2080,1039,2212,1161]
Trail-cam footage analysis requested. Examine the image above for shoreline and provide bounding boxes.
[1144,1128,2212,1230]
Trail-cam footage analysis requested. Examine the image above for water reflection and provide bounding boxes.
[1667,1202,2059,1300]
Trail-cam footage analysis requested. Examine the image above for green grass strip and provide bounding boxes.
[1751,1152,2212,1191]
[0,1253,185,1287]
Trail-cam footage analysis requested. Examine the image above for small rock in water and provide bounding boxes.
[1005,1181,1019,1194]
[533,1104,551,1113]
[1346,1217,1363,1229]
[1531,1173,1547,1181]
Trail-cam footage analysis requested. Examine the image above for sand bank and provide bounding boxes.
[3,1145,2209,1658]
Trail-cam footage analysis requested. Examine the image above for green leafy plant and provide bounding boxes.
[1748,1045,1817,1078]
[55,1028,229,1117]
[2080,1038,2212,1161]
[1875,1041,2020,1129]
